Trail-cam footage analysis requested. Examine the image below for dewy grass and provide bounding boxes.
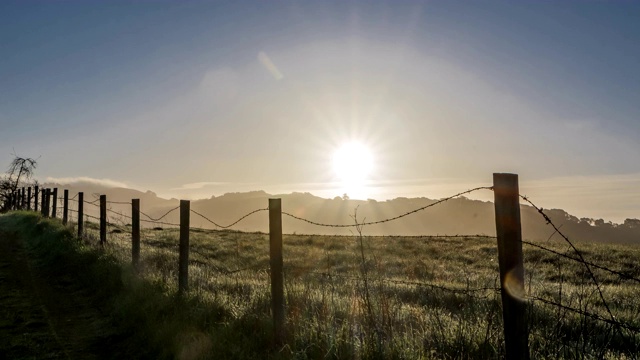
[2,211,639,359]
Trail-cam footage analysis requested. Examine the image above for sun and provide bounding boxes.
[332,141,374,185]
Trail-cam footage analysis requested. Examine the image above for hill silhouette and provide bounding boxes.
[45,182,640,245]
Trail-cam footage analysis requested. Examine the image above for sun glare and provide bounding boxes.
[332,141,374,191]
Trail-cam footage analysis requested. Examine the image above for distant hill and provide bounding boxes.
[45,183,640,245]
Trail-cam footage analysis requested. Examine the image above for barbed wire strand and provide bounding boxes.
[190,208,268,229]
[106,208,133,221]
[106,200,132,205]
[84,213,100,221]
[83,200,100,207]
[523,240,640,284]
[282,186,493,228]
[529,296,640,333]
[520,195,619,333]
[140,206,180,222]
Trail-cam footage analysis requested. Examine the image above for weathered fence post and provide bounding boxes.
[27,187,32,211]
[63,189,69,225]
[100,195,106,246]
[44,188,51,217]
[269,198,285,344]
[132,199,140,270]
[40,190,45,215]
[52,188,58,218]
[179,200,190,294]
[21,187,26,209]
[78,192,84,239]
[34,186,39,212]
[493,173,529,360]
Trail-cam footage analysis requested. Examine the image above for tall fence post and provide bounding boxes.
[21,187,26,209]
[44,188,51,217]
[78,192,84,239]
[63,189,69,225]
[100,195,106,246]
[132,199,140,270]
[269,198,285,344]
[27,187,32,211]
[493,173,529,360]
[34,186,39,212]
[52,188,58,218]
[179,200,190,294]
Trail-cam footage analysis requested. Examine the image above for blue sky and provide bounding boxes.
[1,1,639,222]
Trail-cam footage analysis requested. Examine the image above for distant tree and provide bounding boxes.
[0,155,38,211]
[579,217,593,225]
[623,218,640,229]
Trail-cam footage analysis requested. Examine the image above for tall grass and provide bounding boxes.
[4,211,639,359]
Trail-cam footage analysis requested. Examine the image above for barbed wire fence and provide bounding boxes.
[6,178,639,358]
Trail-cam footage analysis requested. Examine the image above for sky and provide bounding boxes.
[1,1,639,223]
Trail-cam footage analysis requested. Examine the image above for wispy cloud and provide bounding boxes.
[170,181,235,190]
[44,176,129,188]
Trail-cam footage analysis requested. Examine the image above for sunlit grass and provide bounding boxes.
[67,217,638,359]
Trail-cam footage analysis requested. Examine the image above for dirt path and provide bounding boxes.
[0,229,130,359]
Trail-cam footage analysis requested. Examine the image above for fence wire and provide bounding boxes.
[190,208,268,229]
[282,186,493,227]
[521,194,621,330]
[523,240,640,284]
[140,206,180,222]
[10,185,640,356]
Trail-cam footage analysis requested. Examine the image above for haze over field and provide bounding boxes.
[44,181,640,245]
[2,1,639,223]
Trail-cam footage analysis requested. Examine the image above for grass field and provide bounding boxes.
[74,214,640,359]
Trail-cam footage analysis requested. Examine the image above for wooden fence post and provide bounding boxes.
[27,187,32,211]
[34,186,39,212]
[40,190,45,215]
[44,188,51,217]
[78,192,84,239]
[100,195,106,246]
[132,199,140,270]
[21,187,25,209]
[63,189,69,225]
[52,188,58,218]
[179,200,190,294]
[493,173,529,360]
[269,198,285,344]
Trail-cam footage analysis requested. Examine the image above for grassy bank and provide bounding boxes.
[0,211,280,359]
